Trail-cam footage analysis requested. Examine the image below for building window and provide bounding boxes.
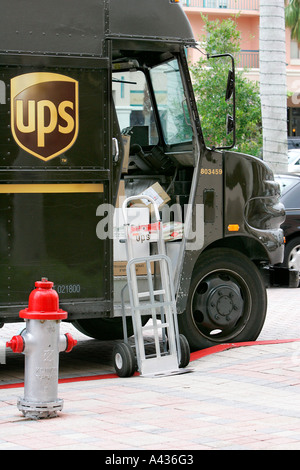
[291,39,300,59]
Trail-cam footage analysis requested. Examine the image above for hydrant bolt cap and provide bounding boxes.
[65,333,77,353]
[6,335,24,353]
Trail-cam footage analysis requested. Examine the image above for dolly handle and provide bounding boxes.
[121,195,161,224]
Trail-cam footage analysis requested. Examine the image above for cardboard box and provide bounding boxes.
[162,221,184,241]
[122,135,130,173]
[113,207,152,276]
[132,182,170,213]
[116,179,125,208]
[113,260,153,277]
[113,207,150,259]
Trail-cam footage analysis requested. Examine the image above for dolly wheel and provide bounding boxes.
[178,334,190,368]
[113,342,137,377]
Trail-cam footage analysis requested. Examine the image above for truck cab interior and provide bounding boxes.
[111,47,197,229]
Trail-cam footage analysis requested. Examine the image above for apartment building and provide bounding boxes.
[182,0,300,137]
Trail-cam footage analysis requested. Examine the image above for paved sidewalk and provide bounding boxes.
[1,340,300,450]
[0,287,299,450]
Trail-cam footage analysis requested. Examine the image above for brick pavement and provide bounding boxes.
[0,286,299,451]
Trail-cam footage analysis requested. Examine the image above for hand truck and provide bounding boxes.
[112,194,190,377]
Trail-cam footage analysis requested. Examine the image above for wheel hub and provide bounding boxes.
[207,285,243,328]
[115,352,123,369]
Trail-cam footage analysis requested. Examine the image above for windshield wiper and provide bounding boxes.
[112,78,137,85]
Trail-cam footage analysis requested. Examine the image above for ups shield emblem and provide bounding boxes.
[11,72,79,161]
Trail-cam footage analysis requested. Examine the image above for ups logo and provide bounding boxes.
[11,72,79,161]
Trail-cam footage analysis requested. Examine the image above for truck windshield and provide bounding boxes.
[150,59,193,145]
[112,58,193,147]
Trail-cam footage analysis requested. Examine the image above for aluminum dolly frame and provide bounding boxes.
[113,195,190,377]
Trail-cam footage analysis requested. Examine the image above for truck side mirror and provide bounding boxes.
[207,53,236,150]
[225,70,234,135]
[226,114,234,135]
[225,69,234,102]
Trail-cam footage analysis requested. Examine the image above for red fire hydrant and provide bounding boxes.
[6,278,77,419]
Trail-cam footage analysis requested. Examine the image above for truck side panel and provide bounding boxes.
[0,62,113,321]
[0,0,106,57]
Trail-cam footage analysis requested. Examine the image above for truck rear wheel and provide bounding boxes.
[73,317,134,341]
[178,248,267,351]
[73,316,149,341]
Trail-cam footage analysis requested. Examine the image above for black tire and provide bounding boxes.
[282,236,300,277]
[73,316,149,341]
[113,342,137,377]
[178,334,190,368]
[178,248,267,351]
[73,317,134,341]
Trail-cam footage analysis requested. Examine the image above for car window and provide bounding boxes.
[275,175,300,195]
[288,150,300,163]
[281,182,300,209]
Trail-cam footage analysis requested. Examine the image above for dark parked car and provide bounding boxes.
[275,174,300,278]
[288,137,300,150]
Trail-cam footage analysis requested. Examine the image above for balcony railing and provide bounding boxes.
[237,50,259,68]
[182,0,259,11]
